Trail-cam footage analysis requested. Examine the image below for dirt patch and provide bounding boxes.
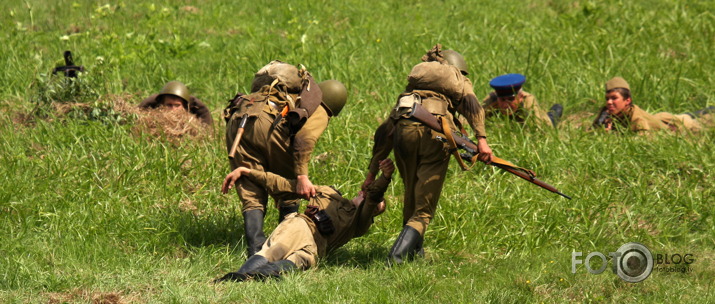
[46,290,130,304]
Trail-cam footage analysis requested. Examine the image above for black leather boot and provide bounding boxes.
[548,103,564,127]
[387,226,423,266]
[247,260,297,281]
[278,204,299,223]
[243,210,267,257]
[214,255,269,283]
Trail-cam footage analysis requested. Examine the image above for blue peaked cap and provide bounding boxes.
[489,73,526,97]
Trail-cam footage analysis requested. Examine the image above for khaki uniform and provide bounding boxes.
[225,88,330,212]
[139,94,214,126]
[594,105,702,134]
[482,91,552,127]
[368,61,487,236]
[242,170,391,269]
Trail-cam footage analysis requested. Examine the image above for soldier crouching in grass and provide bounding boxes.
[482,73,563,128]
[591,77,712,134]
[214,159,395,282]
[139,81,214,126]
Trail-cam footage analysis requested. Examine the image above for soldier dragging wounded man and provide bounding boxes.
[215,158,395,282]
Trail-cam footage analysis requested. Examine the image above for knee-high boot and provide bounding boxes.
[243,209,267,257]
[387,226,423,265]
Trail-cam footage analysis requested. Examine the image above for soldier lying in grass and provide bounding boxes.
[591,77,712,134]
[214,159,395,282]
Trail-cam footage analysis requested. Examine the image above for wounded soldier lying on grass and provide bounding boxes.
[214,159,395,282]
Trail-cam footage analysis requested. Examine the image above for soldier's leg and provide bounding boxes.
[237,177,269,257]
[229,113,273,257]
[390,123,443,265]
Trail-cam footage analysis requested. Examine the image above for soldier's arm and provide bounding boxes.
[363,118,395,189]
[138,94,160,108]
[354,159,394,237]
[523,94,552,127]
[189,96,214,126]
[244,169,304,200]
[222,166,302,199]
[457,93,492,163]
[293,105,329,176]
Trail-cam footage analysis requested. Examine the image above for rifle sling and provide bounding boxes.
[440,117,474,171]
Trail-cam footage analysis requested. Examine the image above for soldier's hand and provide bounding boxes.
[296,175,316,199]
[361,172,376,190]
[378,159,395,178]
[476,137,493,164]
[221,167,250,194]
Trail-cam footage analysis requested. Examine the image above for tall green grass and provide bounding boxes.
[1,0,713,302]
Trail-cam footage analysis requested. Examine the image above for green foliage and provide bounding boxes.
[1,0,714,302]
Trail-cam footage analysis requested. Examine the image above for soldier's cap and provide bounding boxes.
[489,74,526,98]
[605,77,630,92]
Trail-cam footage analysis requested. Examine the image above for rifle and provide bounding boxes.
[408,103,571,199]
[228,113,249,159]
[52,50,85,78]
[592,108,610,129]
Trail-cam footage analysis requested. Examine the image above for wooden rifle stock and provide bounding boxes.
[228,114,249,159]
[409,103,571,199]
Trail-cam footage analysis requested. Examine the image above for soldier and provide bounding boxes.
[364,44,493,264]
[592,77,705,134]
[139,81,213,126]
[224,61,347,257]
[214,158,395,282]
[482,73,562,128]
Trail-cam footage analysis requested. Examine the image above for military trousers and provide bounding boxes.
[226,109,300,212]
[255,213,318,269]
[653,112,703,133]
[393,119,451,236]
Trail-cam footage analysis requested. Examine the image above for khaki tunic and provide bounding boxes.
[482,91,552,127]
[367,62,487,235]
[244,170,391,269]
[139,94,214,126]
[594,105,702,134]
[225,90,329,212]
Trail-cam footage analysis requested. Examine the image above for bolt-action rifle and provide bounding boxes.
[408,103,571,199]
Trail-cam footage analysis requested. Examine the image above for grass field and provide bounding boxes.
[1,0,714,303]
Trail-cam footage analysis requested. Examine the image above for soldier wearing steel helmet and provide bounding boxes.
[592,77,705,134]
[139,81,213,126]
[224,61,348,257]
[364,44,493,264]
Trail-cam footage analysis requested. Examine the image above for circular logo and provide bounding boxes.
[615,242,653,283]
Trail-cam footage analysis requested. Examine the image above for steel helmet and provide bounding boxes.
[442,49,468,75]
[318,80,347,116]
[158,81,191,104]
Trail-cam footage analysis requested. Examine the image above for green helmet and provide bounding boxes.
[158,81,191,104]
[318,80,347,116]
[442,50,468,75]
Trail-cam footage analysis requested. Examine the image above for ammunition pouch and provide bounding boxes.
[304,205,335,236]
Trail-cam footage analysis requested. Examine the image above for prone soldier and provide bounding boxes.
[592,77,707,134]
[482,73,562,128]
[365,44,493,264]
[224,61,347,257]
[139,81,214,126]
[215,159,395,282]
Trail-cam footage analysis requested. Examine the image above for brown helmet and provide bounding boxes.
[318,80,347,116]
[442,49,468,75]
[157,81,191,104]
